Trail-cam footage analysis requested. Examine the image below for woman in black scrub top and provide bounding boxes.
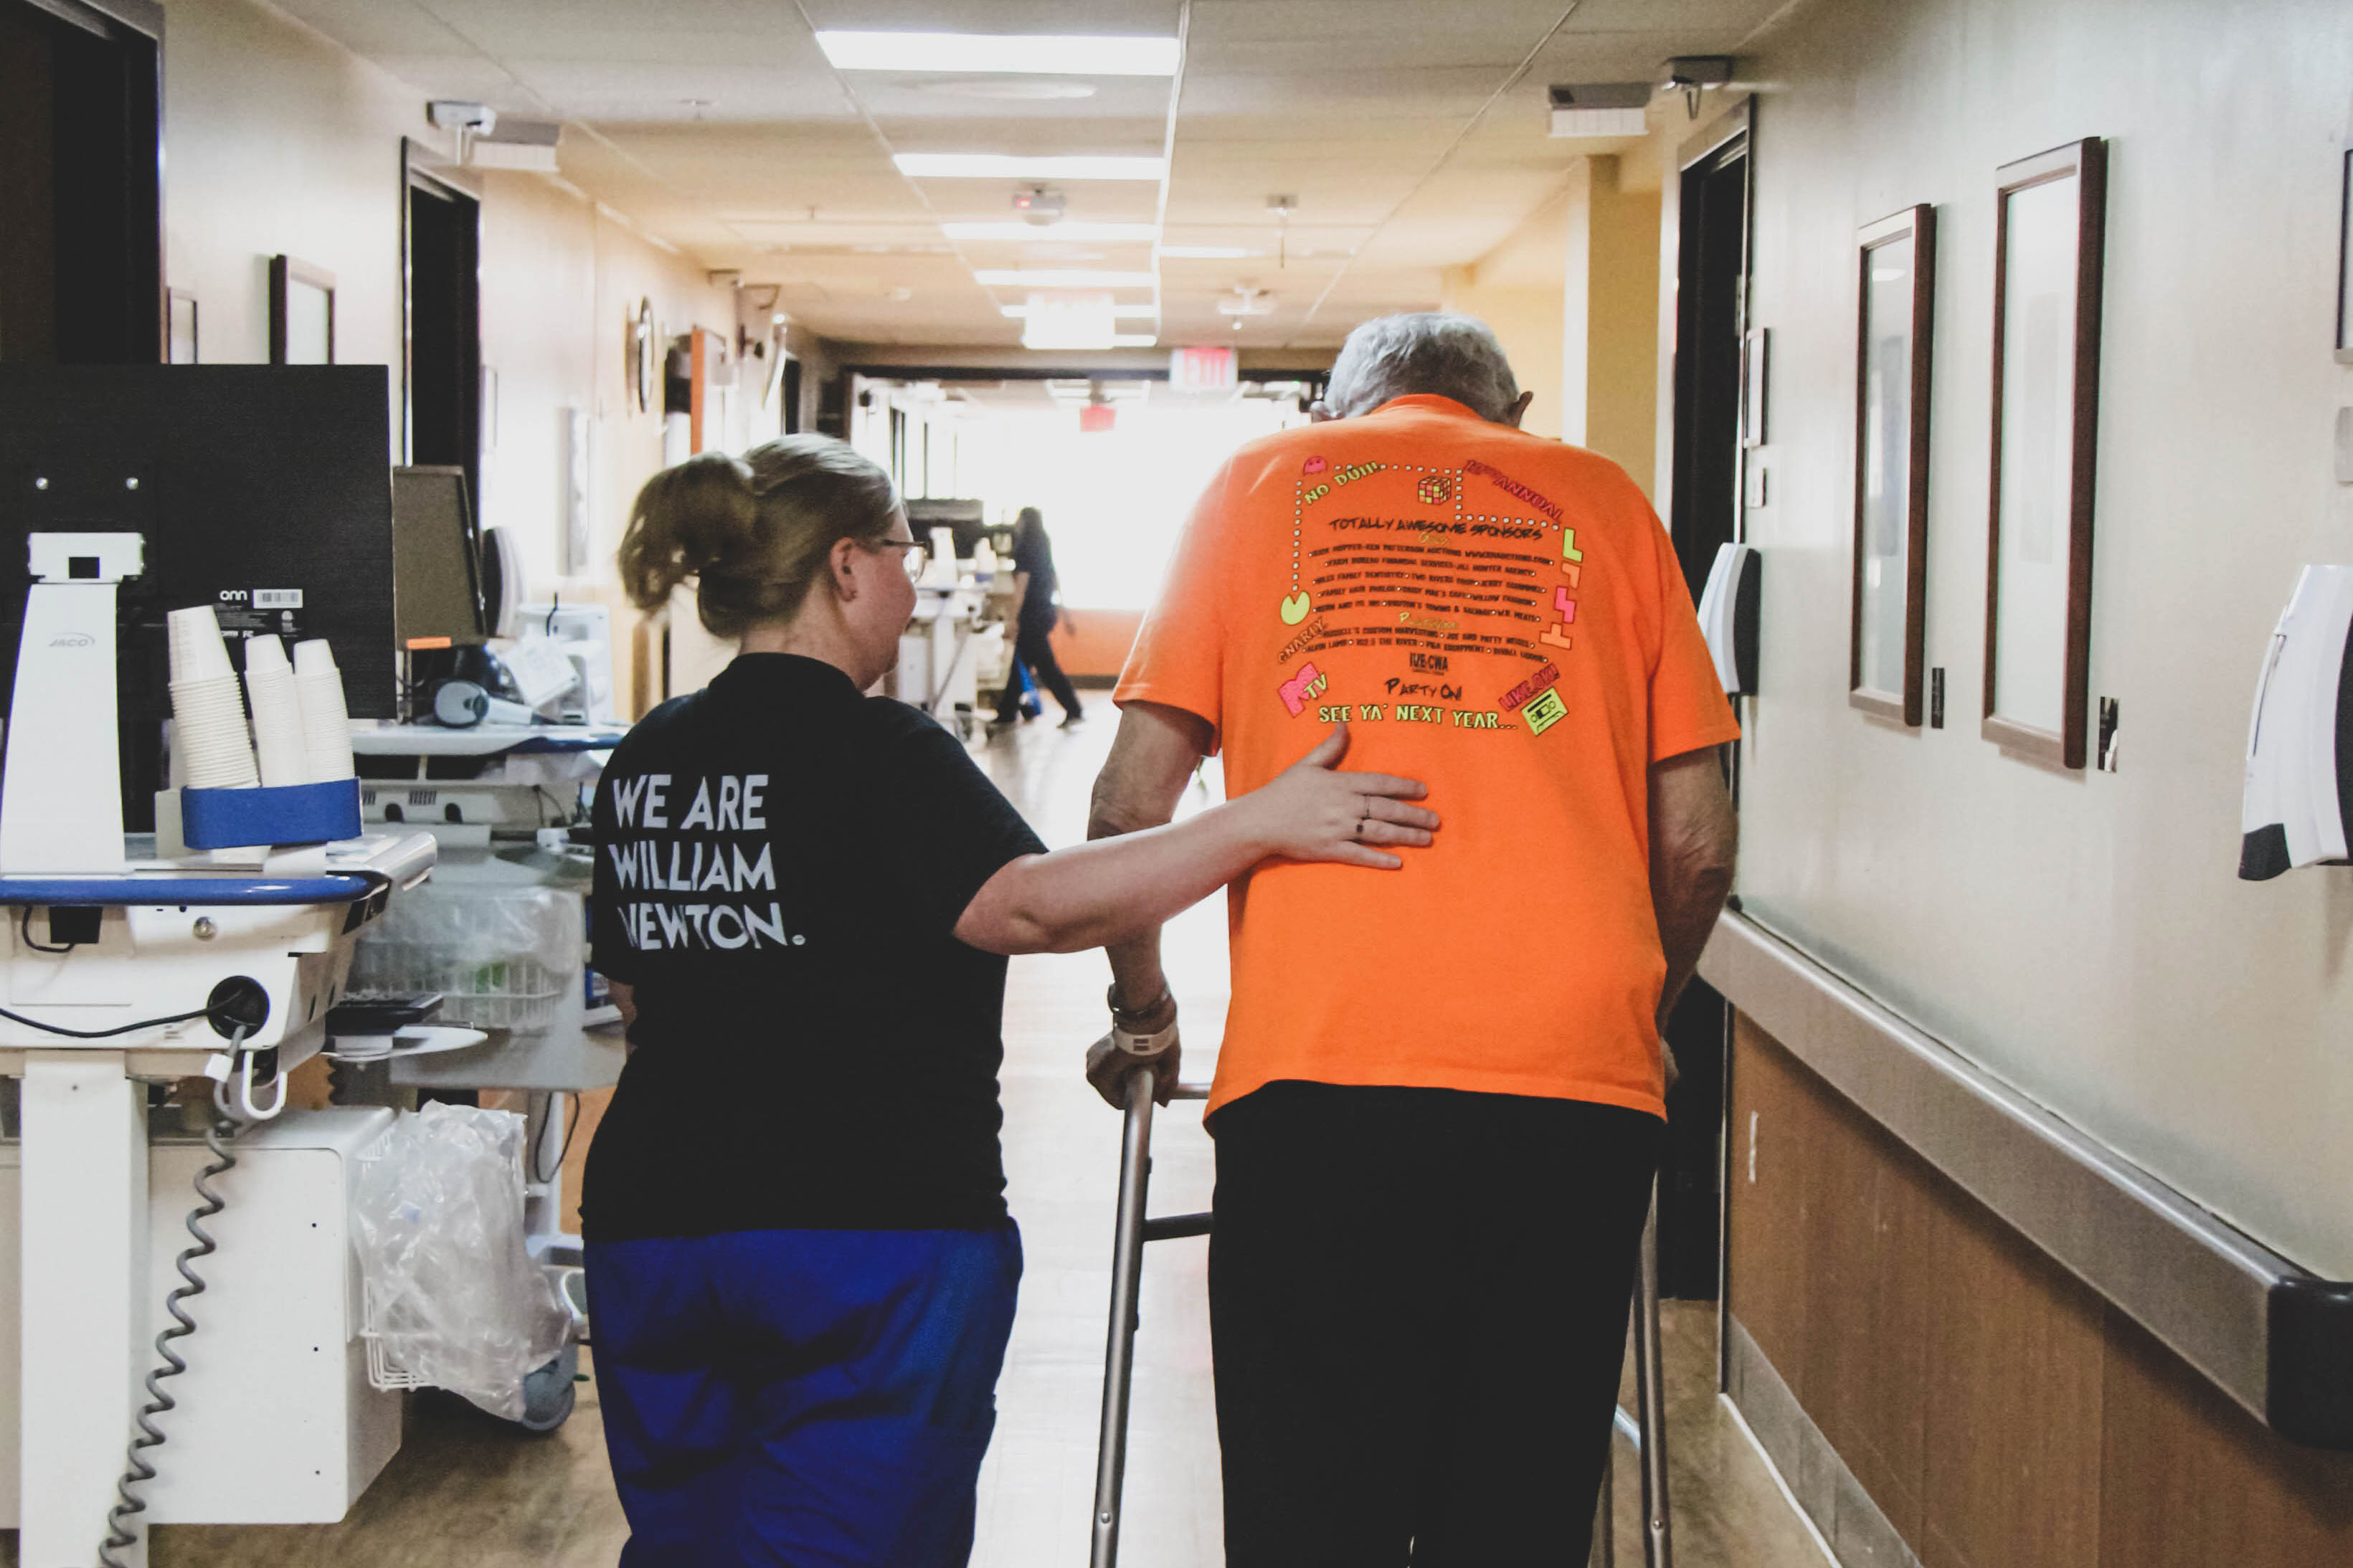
[582,434,1441,1568]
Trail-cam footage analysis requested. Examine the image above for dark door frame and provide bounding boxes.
[398,137,482,478]
[1664,97,1756,1384]
[8,0,166,362]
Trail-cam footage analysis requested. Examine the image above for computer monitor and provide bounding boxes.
[0,364,398,824]
[906,497,991,559]
[392,465,487,649]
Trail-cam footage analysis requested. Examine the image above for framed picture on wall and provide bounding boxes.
[1850,204,1936,725]
[1983,137,2107,769]
[2336,138,2352,364]
[166,289,198,365]
[268,255,336,365]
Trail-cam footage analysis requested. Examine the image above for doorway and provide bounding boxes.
[1659,103,1752,1308]
[0,0,162,364]
[404,156,482,509]
[1667,109,1751,603]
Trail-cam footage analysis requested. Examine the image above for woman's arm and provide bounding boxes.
[952,723,1438,955]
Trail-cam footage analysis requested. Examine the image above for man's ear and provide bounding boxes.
[830,536,861,602]
[1501,391,1535,429]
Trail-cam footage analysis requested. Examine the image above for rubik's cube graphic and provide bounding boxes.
[1418,475,1454,505]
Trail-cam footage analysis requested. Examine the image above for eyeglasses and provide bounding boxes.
[868,536,929,582]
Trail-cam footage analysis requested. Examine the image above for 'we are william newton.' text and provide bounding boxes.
[604,772,804,952]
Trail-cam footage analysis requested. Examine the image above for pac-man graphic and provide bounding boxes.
[1279,591,1312,625]
[1302,456,1329,475]
[1418,475,1454,505]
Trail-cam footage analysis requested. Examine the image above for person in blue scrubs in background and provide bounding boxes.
[584,433,1441,1567]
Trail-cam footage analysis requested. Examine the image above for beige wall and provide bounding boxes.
[1440,190,1567,441]
[1651,0,2353,1275]
[1442,162,1662,495]
[160,0,732,648]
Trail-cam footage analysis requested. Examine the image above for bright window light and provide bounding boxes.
[1003,303,1158,319]
[1157,245,1259,259]
[817,32,1180,77]
[976,269,1157,288]
[947,222,1161,242]
[898,153,1166,181]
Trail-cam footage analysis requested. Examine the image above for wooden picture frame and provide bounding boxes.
[166,288,198,365]
[269,255,336,365]
[1850,204,1936,725]
[1983,138,2106,769]
[2336,140,2353,364]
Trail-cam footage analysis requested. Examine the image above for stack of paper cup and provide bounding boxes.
[242,635,309,788]
[292,638,355,782]
[167,607,260,790]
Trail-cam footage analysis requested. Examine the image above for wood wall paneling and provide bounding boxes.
[1727,1012,2353,1568]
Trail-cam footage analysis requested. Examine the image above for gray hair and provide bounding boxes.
[1323,313,1521,422]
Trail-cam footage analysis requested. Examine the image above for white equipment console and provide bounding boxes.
[0,532,437,1567]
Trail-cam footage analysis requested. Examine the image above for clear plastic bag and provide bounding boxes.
[349,1103,572,1421]
[349,883,582,1030]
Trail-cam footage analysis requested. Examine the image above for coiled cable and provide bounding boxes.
[98,1048,244,1568]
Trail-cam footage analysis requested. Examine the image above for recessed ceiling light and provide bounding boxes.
[976,269,1157,288]
[947,222,1160,242]
[817,32,1180,77]
[898,153,1165,181]
[1157,245,1259,259]
[1002,303,1158,319]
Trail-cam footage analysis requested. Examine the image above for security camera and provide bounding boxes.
[428,100,498,135]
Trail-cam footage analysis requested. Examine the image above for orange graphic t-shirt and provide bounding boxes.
[1115,394,1741,1121]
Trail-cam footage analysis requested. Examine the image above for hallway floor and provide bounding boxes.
[121,691,1828,1568]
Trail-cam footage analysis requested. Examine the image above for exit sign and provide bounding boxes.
[1170,346,1238,391]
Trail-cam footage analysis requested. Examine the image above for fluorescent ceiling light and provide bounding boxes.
[945,222,1160,242]
[976,269,1157,288]
[817,32,1179,76]
[1157,244,1259,259]
[1111,335,1158,348]
[1022,291,1117,351]
[1002,303,1158,319]
[897,153,1165,181]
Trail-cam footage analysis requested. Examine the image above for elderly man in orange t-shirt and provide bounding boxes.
[1084,313,1740,1566]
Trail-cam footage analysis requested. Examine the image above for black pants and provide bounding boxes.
[1209,1080,1663,1567]
[995,611,1081,722]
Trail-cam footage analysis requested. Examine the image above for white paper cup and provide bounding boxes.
[245,665,308,787]
[294,668,354,781]
[170,674,260,789]
[168,606,235,683]
[244,635,291,675]
[292,638,337,677]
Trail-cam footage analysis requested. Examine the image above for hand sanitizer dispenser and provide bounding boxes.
[2239,564,2353,880]
[1697,541,1761,696]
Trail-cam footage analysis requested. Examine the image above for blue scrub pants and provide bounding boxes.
[586,1225,1023,1567]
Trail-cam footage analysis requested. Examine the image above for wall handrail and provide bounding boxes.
[1700,909,2353,1448]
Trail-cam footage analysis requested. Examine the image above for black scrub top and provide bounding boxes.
[582,653,1046,1242]
[1012,523,1059,624]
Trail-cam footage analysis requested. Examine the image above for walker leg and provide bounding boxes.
[1632,1181,1673,1568]
[1089,1068,1157,1568]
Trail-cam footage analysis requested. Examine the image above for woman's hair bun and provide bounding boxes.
[616,435,899,640]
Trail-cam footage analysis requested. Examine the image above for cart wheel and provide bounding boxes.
[958,715,977,741]
[513,1341,578,1434]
